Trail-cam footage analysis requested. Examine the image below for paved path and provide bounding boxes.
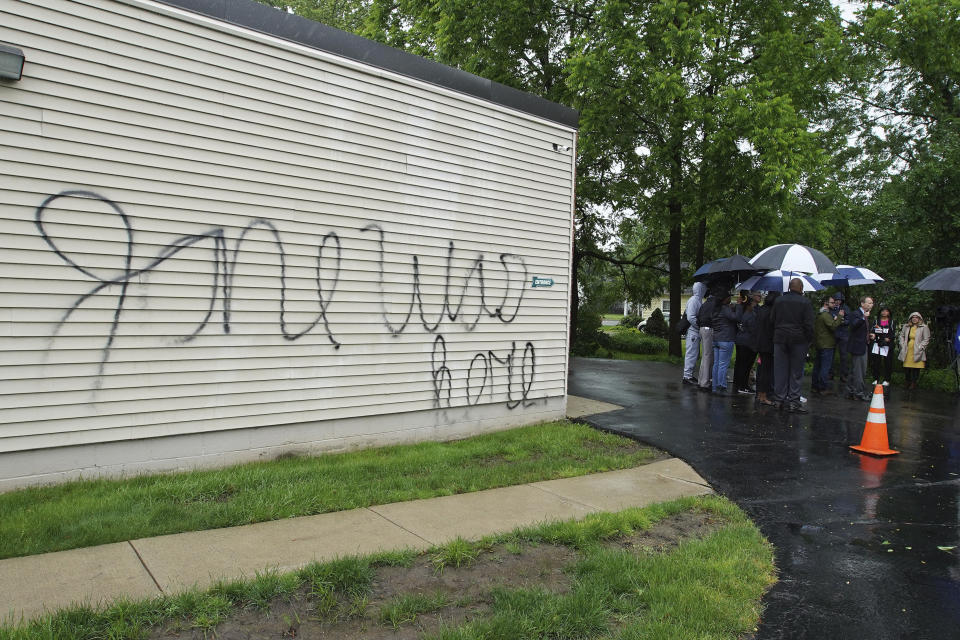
[0,437,710,622]
[569,357,960,640]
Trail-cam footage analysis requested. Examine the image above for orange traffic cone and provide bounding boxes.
[850,384,899,456]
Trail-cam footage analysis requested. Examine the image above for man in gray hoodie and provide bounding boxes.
[682,281,708,384]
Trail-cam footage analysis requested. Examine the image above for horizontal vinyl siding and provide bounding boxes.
[0,0,575,453]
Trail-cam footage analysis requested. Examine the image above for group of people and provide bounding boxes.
[681,280,932,413]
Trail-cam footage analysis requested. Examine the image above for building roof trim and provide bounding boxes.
[151,0,579,129]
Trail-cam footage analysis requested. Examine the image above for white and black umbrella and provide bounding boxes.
[738,270,825,293]
[816,265,884,287]
[915,266,960,292]
[750,244,837,275]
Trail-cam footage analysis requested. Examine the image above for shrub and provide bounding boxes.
[604,327,669,355]
[618,314,643,328]
[643,308,669,339]
[571,310,604,356]
[912,366,958,392]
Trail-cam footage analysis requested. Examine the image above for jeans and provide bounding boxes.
[846,353,868,397]
[683,326,701,380]
[698,327,714,388]
[712,341,735,391]
[774,342,808,404]
[812,347,834,391]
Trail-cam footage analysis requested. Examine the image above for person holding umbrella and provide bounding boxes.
[733,291,762,394]
[816,267,883,384]
[771,278,815,413]
[711,289,739,395]
[690,256,762,391]
[898,312,930,389]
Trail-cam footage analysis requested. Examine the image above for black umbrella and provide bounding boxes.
[915,267,960,292]
[692,254,760,282]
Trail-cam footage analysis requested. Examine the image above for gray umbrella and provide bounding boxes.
[915,267,960,292]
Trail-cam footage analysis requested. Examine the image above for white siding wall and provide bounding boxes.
[0,0,576,487]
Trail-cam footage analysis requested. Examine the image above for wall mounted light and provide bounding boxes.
[0,43,25,81]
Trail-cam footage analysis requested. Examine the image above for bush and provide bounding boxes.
[618,314,643,328]
[571,310,604,356]
[908,366,959,392]
[604,327,669,355]
[643,308,669,339]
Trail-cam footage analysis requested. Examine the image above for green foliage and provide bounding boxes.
[253,0,371,35]
[643,309,669,339]
[603,327,669,355]
[379,591,453,629]
[299,556,375,597]
[618,314,643,327]
[571,308,604,356]
[840,1,960,300]
[432,538,482,572]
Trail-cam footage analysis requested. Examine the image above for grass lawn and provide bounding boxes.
[0,496,776,640]
[0,421,662,560]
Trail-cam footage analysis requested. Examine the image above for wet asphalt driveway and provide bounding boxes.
[568,357,960,640]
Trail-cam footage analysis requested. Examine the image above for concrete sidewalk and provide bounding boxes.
[1,397,712,622]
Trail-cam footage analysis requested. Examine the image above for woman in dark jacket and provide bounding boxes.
[754,291,779,405]
[733,291,762,394]
[711,292,739,394]
[870,307,895,386]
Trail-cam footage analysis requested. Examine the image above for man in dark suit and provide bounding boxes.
[845,296,874,401]
[771,278,815,413]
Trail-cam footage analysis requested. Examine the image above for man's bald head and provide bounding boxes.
[788,278,803,293]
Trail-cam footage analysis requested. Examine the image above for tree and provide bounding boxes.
[278,0,861,356]
[568,0,853,355]
[845,0,960,284]
[643,308,669,339]
[254,0,371,34]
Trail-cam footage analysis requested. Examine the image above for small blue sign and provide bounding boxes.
[531,277,554,288]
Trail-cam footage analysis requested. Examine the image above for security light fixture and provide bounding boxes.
[0,43,25,81]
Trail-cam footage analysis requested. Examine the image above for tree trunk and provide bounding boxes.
[668,221,682,357]
[696,217,706,269]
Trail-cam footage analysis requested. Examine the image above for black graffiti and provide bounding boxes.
[36,190,342,380]
[362,223,527,336]
[36,190,538,407]
[464,341,536,409]
[431,335,453,408]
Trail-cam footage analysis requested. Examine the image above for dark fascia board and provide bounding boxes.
[151,0,579,129]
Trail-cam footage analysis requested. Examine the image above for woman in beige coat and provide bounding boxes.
[898,311,931,389]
